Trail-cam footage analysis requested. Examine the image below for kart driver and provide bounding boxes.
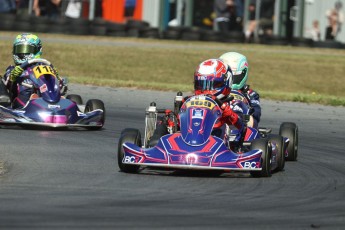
[0,33,67,109]
[219,52,261,128]
[192,58,246,137]
[149,59,246,148]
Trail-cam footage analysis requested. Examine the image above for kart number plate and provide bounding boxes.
[230,93,247,102]
[186,99,215,109]
[33,65,56,78]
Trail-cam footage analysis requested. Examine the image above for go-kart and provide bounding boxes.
[0,58,105,130]
[118,94,287,177]
[154,91,298,163]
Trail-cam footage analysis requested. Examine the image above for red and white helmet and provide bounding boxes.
[194,59,233,99]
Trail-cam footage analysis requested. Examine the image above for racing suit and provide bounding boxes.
[236,85,261,128]
[212,97,246,143]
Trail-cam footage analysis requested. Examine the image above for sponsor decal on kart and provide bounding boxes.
[124,156,136,163]
[48,104,60,109]
[241,161,260,169]
[39,84,47,93]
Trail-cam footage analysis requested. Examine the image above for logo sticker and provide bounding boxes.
[40,84,47,93]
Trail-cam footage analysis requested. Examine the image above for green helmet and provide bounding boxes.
[219,52,249,90]
[12,33,42,65]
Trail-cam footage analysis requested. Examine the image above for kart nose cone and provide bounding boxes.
[39,112,67,124]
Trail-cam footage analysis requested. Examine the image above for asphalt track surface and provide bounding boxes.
[0,84,345,229]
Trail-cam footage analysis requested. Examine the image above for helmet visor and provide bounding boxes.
[232,69,247,85]
[13,44,36,54]
[194,77,225,91]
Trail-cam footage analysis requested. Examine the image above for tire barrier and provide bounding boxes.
[1,13,344,48]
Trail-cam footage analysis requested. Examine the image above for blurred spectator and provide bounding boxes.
[125,0,136,18]
[65,0,82,19]
[46,0,62,20]
[245,2,257,43]
[325,1,344,40]
[193,0,214,29]
[95,0,103,18]
[234,0,243,19]
[34,0,62,20]
[16,0,30,15]
[234,0,244,29]
[214,0,234,32]
[0,0,16,14]
[259,0,275,36]
[32,0,40,16]
[227,0,242,31]
[306,20,321,41]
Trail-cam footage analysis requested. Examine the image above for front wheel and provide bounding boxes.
[250,139,272,178]
[84,99,106,130]
[148,116,168,147]
[279,122,298,161]
[118,128,142,173]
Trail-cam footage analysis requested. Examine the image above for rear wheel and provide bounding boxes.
[66,94,83,105]
[118,128,142,173]
[279,122,298,161]
[268,134,285,172]
[84,99,106,130]
[250,139,272,178]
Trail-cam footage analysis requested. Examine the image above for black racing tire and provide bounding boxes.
[84,99,106,130]
[162,27,184,40]
[200,30,221,42]
[33,23,50,33]
[107,31,127,37]
[91,17,107,26]
[139,28,160,39]
[0,13,16,21]
[181,29,201,41]
[250,139,272,178]
[221,31,244,43]
[148,116,168,147]
[0,20,13,31]
[106,22,126,32]
[126,19,150,29]
[279,122,299,161]
[118,128,142,173]
[14,21,33,32]
[291,38,313,47]
[70,18,90,26]
[47,24,69,34]
[126,28,140,37]
[66,94,83,105]
[68,25,90,35]
[268,134,285,172]
[90,26,107,36]
[312,41,343,49]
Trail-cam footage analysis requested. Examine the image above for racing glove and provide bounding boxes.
[221,103,246,139]
[60,77,68,95]
[221,103,241,129]
[9,66,24,82]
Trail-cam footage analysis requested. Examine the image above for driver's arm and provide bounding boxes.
[9,65,24,82]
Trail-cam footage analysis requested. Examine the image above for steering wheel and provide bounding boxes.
[19,58,52,88]
[206,94,234,107]
[20,58,51,69]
